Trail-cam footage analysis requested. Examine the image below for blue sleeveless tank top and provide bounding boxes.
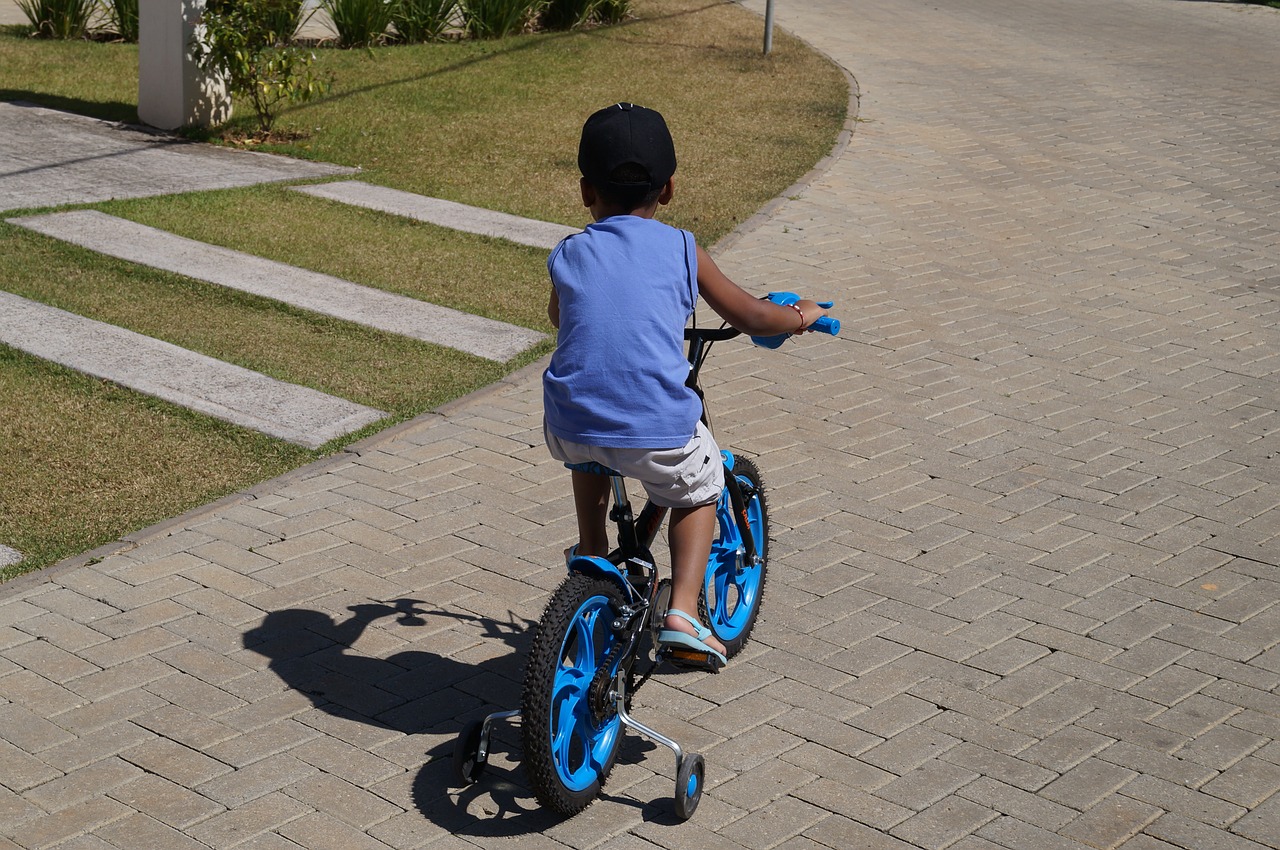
[543,215,702,449]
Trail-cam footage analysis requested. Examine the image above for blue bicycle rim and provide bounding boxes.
[550,593,622,792]
[706,475,766,640]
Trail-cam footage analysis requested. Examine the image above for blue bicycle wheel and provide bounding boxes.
[522,575,625,815]
[702,456,769,656]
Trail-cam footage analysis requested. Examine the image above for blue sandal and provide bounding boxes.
[658,609,727,673]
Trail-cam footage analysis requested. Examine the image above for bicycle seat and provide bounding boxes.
[564,461,622,477]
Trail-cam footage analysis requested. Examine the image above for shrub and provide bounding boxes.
[16,0,95,39]
[460,0,541,39]
[391,0,456,43]
[195,0,332,133]
[103,0,139,41]
[261,0,308,42]
[595,0,627,25]
[538,0,627,31]
[538,0,594,31]
[321,0,395,47]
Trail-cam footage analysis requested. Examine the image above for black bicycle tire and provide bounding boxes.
[700,455,769,658]
[521,574,627,816]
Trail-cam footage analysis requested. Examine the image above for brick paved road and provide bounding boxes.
[3,1,1278,848]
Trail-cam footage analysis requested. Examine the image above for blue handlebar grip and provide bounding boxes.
[811,316,841,335]
[751,293,840,348]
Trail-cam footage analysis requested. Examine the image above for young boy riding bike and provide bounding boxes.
[543,103,828,671]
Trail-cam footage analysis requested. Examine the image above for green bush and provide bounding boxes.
[321,0,395,47]
[538,0,628,30]
[538,0,594,30]
[595,0,627,24]
[391,0,456,43]
[261,0,309,42]
[104,0,139,41]
[196,0,332,132]
[16,0,95,39]
[460,0,542,39]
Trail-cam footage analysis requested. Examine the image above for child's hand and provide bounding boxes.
[793,299,828,332]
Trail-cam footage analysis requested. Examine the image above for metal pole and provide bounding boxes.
[763,0,776,55]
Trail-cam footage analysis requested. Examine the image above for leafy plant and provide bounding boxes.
[195,0,332,133]
[538,0,595,30]
[260,0,309,42]
[537,0,627,31]
[595,0,627,24]
[16,0,96,39]
[460,0,542,39]
[391,0,456,43]
[104,0,139,41]
[321,0,395,47]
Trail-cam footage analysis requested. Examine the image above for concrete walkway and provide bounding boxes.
[0,102,353,213]
[293,182,579,251]
[0,290,387,449]
[2,1,1278,849]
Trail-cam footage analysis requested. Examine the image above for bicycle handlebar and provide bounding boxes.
[683,292,840,350]
[750,292,841,349]
[683,326,741,342]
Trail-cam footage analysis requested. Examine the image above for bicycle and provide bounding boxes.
[452,295,838,820]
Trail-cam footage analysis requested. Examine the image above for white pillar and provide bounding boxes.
[137,0,231,130]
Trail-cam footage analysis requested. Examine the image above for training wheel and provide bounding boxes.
[452,719,488,786]
[674,753,705,820]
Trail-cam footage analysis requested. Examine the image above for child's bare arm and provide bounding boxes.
[548,286,561,329]
[696,246,826,336]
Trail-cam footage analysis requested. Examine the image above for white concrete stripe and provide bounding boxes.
[292,180,581,250]
[7,210,545,363]
[0,291,386,449]
[0,546,22,568]
[0,102,354,214]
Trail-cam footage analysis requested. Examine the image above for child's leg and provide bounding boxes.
[571,470,611,557]
[665,501,727,657]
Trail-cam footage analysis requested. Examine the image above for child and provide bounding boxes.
[544,103,827,669]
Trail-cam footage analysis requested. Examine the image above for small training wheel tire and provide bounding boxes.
[452,720,487,786]
[674,753,705,820]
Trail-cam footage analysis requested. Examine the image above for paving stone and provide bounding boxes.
[1040,757,1140,812]
[0,292,387,450]
[1145,812,1276,850]
[187,792,314,850]
[284,773,400,830]
[107,773,224,830]
[196,754,318,808]
[8,211,543,364]
[956,776,1078,833]
[292,180,579,250]
[6,1,1280,848]
[0,101,353,212]
[1230,793,1280,848]
[890,794,999,850]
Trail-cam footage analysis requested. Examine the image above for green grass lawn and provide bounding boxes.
[0,0,849,580]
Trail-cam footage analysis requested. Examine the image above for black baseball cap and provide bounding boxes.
[577,103,677,192]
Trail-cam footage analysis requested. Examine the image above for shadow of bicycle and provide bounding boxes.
[242,597,664,836]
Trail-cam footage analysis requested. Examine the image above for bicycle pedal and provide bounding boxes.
[663,648,723,674]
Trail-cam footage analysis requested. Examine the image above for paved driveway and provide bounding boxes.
[2,1,1277,848]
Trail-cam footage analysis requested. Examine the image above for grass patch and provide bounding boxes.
[0,27,137,120]
[96,186,556,330]
[0,216,550,419]
[0,345,313,584]
[0,0,848,579]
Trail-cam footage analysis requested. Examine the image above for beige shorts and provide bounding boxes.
[545,420,725,508]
